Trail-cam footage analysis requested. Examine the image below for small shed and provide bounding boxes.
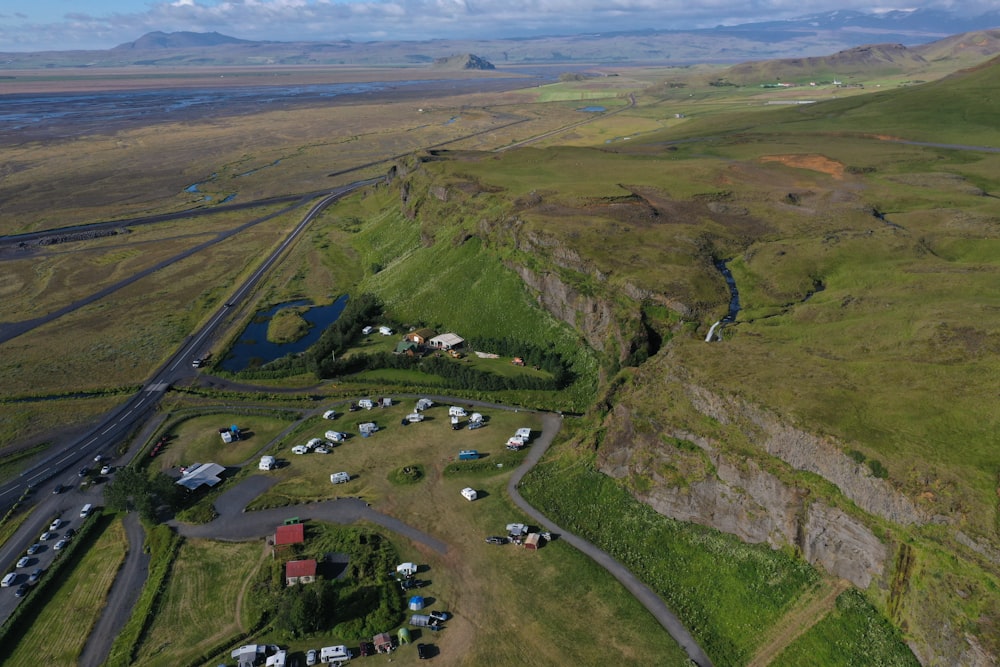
[274,523,305,547]
[403,328,436,345]
[524,533,542,550]
[397,627,411,645]
[285,559,317,585]
[409,595,425,611]
[374,632,393,653]
[395,340,420,356]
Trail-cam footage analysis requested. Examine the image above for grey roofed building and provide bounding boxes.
[428,332,464,350]
[176,462,226,491]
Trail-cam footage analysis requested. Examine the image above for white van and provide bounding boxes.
[448,406,467,417]
[80,503,93,518]
[320,645,352,663]
[330,472,351,484]
[1,573,16,587]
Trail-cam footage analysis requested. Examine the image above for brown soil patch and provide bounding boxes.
[760,154,846,179]
[748,578,851,667]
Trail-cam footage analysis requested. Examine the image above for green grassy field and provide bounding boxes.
[247,403,542,508]
[5,517,127,667]
[520,445,831,667]
[148,411,299,471]
[5,55,1000,666]
[774,590,920,666]
[132,538,268,667]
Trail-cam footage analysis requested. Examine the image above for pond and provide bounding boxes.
[221,295,349,372]
[577,105,607,112]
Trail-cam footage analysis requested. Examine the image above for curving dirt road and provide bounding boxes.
[508,413,714,667]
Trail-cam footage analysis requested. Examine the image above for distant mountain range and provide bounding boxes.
[4,9,1000,69]
[720,29,1000,84]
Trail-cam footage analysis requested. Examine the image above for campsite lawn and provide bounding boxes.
[249,403,542,508]
[132,539,269,667]
[149,411,298,470]
[5,516,127,667]
[191,428,690,666]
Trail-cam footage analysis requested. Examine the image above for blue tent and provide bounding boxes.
[408,595,425,611]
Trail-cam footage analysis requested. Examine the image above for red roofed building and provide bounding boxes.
[285,559,317,586]
[274,523,304,546]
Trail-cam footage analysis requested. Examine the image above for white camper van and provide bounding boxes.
[330,472,351,484]
[320,645,352,663]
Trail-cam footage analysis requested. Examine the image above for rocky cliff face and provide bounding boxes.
[598,403,890,589]
[684,385,925,527]
[513,264,616,353]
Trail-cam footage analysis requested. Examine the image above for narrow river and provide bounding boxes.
[705,259,741,342]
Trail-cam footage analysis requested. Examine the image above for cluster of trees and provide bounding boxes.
[240,293,576,392]
[466,336,573,387]
[313,349,565,391]
[274,579,340,637]
[304,293,384,376]
[103,467,181,521]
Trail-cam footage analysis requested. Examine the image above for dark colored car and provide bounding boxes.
[52,484,64,494]
[417,643,430,660]
[359,642,374,657]
[78,467,89,477]
[399,578,425,591]
[64,528,76,538]
[485,536,507,545]
[14,584,29,598]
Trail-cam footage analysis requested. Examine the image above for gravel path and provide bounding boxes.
[168,480,447,554]
[508,412,714,667]
[79,512,150,667]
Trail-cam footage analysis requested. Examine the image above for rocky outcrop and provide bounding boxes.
[685,385,925,526]
[513,264,615,353]
[432,53,496,70]
[599,406,889,588]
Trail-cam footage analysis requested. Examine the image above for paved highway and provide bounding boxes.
[0,179,381,616]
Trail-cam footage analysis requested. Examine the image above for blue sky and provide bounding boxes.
[0,0,994,52]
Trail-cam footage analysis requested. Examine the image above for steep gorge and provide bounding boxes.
[395,158,999,665]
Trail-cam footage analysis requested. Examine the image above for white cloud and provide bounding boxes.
[0,0,995,52]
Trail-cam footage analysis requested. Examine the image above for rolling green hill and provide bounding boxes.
[346,58,1000,664]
